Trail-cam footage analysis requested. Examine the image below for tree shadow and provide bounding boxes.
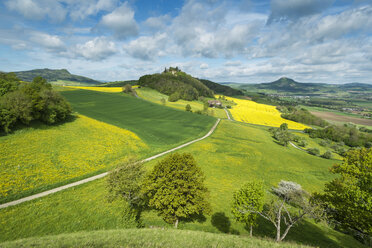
[211,212,231,233]
[0,114,77,137]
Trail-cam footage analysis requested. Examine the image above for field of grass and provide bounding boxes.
[0,120,363,248]
[0,115,148,203]
[136,87,227,119]
[226,97,309,130]
[60,89,215,149]
[0,229,312,248]
[293,133,343,160]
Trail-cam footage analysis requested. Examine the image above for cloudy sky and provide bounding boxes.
[0,0,371,83]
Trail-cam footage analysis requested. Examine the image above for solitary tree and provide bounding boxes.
[185,104,192,112]
[122,84,132,93]
[143,153,211,228]
[231,180,265,236]
[316,148,372,240]
[107,160,145,225]
[239,180,323,242]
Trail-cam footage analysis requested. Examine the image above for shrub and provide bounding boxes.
[321,151,332,159]
[168,92,179,102]
[185,104,192,112]
[307,148,320,156]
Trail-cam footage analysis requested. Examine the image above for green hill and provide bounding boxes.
[13,68,101,84]
[138,67,214,101]
[256,77,327,93]
[0,228,311,248]
[199,79,244,96]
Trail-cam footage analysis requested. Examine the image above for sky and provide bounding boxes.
[0,0,371,84]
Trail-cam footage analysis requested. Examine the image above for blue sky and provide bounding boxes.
[0,0,371,83]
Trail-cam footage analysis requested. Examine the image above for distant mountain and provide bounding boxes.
[13,69,101,84]
[138,67,214,101]
[339,83,372,90]
[256,77,327,93]
[199,79,243,96]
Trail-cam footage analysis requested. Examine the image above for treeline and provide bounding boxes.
[278,106,328,127]
[198,79,243,96]
[0,73,71,133]
[138,69,214,101]
[99,80,138,87]
[305,125,372,148]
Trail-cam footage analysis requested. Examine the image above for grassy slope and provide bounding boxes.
[60,89,215,150]
[0,121,363,248]
[0,115,148,203]
[136,87,227,119]
[0,229,311,248]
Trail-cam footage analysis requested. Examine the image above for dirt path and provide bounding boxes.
[224,108,231,120]
[0,119,221,209]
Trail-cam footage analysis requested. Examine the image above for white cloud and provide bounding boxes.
[98,2,138,39]
[68,0,119,20]
[143,15,171,32]
[74,37,117,61]
[200,63,208,69]
[123,33,168,60]
[29,32,65,51]
[5,0,67,22]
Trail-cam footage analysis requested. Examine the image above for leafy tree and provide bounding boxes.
[316,148,372,240]
[231,180,265,236]
[143,153,211,228]
[107,161,145,226]
[122,84,132,93]
[0,72,19,96]
[168,92,179,102]
[270,124,293,146]
[307,148,320,156]
[239,180,323,242]
[160,98,166,105]
[185,104,192,112]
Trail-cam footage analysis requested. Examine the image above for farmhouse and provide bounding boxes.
[208,100,222,107]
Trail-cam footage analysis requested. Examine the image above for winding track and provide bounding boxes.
[0,118,221,209]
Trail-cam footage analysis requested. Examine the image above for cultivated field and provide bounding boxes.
[0,120,363,248]
[311,111,372,126]
[226,97,309,130]
[0,115,147,203]
[60,89,215,148]
[65,86,124,92]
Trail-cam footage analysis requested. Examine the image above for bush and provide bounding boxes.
[321,151,332,159]
[298,140,307,147]
[319,140,328,147]
[185,104,192,112]
[168,92,179,102]
[307,148,320,156]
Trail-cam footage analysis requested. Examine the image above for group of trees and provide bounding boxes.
[108,148,371,245]
[232,148,371,244]
[305,124,372,148]
[279,106,329,127]
[107,153,210,229]
[138,69,214,102]
[0,73,71,133]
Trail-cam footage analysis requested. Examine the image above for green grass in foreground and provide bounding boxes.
[0,228,311,248]
[0,121,364,248]
[0,115,148,203]
[60,89,215,149]
[136,87,227,119]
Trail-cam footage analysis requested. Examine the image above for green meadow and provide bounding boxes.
[136,87,227,119]
[60,89,215,149]
[0,120,363,248]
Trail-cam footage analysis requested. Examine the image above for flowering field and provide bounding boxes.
[225,97,309,130]
[0,115,148,201]
[65,86,123,92]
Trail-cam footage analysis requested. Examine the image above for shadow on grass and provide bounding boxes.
[253,216,363,248]
[0,114,78,137]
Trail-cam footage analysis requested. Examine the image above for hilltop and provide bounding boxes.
[138,67,214,101]
[13,68,101,84]
[199,79,244,96]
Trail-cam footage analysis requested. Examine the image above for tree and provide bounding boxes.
[185,104,192,112]
[231,180,264,237]
[160,98,166,105]
[122,84,132,93]
[143,153,211,228]
[316,148,372,240]
[271,124,293,147]
[107,161,145,226]
[239,180,323,242]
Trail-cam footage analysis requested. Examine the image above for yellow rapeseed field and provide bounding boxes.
[0,115,148,199]
[65,86,123,92]
[225,96,309,130]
